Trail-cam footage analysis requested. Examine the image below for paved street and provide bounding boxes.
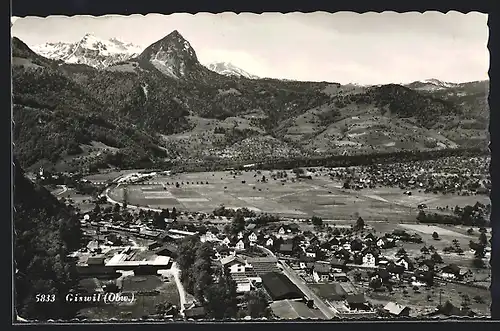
[257,245,338,319]
[279,261,339,319]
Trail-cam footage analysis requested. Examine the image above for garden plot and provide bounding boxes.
[399,224,469,238]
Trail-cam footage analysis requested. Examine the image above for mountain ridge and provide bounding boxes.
[11,33,490,172]
[205,61,259,79]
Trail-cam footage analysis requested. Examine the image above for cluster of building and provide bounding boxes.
[329,156,490,195]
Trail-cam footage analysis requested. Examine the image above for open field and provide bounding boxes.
[84,169,144,183]
[108,169,489,221]
[56,188,95,213]
[77,274,180,320]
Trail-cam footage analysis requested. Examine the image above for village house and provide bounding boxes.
[329,257,346,272]
[221,237,231,246]
[265,237,274,247]
[334,249,352,263]
[313,262,331,283]
[383,302,411,317]
[346,294,371,311]
[235,239,246,251]
[362,252,376,267]
[237,231,244,239]
[322,237,340,250]
[331,272,349,282]
[202,231,219,242]
[376,237,396,249]
[342,243,352,251]
[395,256,415,271]
[279,243,294,255]
[299,256,315,270]
[305,246,318,258]
[364,232,377,243]
[440,264,461,279]
[221,255,251,274]
[248,232,258,243]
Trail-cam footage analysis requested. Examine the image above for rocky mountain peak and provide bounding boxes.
[137,30,200,79]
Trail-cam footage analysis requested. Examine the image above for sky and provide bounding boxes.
[11,12,489,85]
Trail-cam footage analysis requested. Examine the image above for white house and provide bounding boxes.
[248,232,258,242]
[221,255,252,273]
[278,227,286,236]
[440,272,456,279]
[395,256,413,271]
[376,237,395,249]
[235,239,245,251]
[237,231,244,239]
[305,247,317,258]
[266,237,274,247]
[362,253,376,267]
[202,231,219,242]
[222,237,231,246]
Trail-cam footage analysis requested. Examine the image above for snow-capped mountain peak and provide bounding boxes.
[422,78,458,88]
[32,34,143,69]
[205,62,259,79]
[405,78,459,91]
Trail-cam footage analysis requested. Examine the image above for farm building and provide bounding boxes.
[383,302,411,317]
[261,272,304,301]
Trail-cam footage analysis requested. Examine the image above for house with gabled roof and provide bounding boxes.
[221,255,251,274]
[248,232,258,243]
[376,237,396,249]
[395,256,415,271]
[235,239,246,251]
[305,246,318,258]
[265,236,274,247]
[383,302,411,317]
[221,237,231,246]
[312,262,331,283]
[299,256,315,270]
[362,252,376,267]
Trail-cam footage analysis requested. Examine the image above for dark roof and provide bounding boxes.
[442,264,461,274]
[377,269,390,279]
[313,262,331,274]
[346,294,366,304]
[299,256,315,263]
[279,243,293,252]
[184,306,206,318]
[154,243,178,255]
[261,272,303,301]
[311,283,347,301]
[87,256,105,265]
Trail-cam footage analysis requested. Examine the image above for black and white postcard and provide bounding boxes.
[11,11,492,322]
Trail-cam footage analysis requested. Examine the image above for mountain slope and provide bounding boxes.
[14,159,81,320]
[12,37,171,171]
[11,32,490,171]
[33,33,142,69]
[206,62,259,79]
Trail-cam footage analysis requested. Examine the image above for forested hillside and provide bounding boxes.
[11,31,490,172]
[14,159,82,320]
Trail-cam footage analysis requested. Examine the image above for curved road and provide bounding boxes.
[257,245,338,319]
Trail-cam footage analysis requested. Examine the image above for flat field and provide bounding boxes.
[108,169,490,221]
